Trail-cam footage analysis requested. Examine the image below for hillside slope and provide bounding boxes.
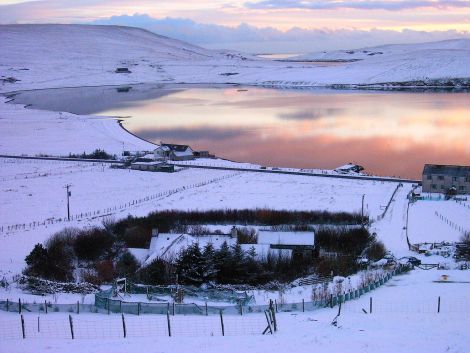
[0,25,469,91]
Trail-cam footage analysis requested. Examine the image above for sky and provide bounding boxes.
[1,0,469,52]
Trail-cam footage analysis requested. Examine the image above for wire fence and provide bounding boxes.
[0,266,412,318]
[0,310,274,340]
[341,296,470,314]
[0,172,242,235]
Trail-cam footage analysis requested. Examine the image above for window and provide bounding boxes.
[466,176,470,182]
[438,175,444,180]
[460,186,466,191]
[432,184,437,190]
[452,177,457,182]
[440,185,445,190]
[427,175,432,180]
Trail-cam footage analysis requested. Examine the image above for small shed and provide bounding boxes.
[115,67,131,73]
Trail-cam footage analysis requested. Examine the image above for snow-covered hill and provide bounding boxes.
[1,24,469,90]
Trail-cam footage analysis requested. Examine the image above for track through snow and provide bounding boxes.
[372,183,414,256]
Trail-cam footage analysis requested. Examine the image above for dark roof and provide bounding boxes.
[423,164,470,177]
[162,143,190,152]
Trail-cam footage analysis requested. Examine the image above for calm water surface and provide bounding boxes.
[10,84,470,179]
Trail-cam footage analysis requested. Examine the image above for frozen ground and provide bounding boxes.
[1,269,469,353]
[408,199,470,244]
[0,156,398,275]
[0,96,154,156]
[1,25,469,94]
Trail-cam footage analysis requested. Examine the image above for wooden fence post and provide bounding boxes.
[19,299,22,314]
[107,298,110,315]
[302,299,305,312]
[166,310,172,337]
[45,300,48,314]
[6,299,8,312]
[219,310,225,336]
[369,297,373,314]
[437,296,441,313]
[270,307,277,332]
[20,314,25,339]
[68,315,74,339]
[137,302,140,316]
[205,302,208,316]
[77,301,80,314]
[122,314,127,338]
[37,316,40,332]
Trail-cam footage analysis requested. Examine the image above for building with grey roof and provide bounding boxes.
[422,164,470,194]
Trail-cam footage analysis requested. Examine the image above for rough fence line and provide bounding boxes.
[434,211,468,233]
[0,172,242,235]
[376,183,402,221]
[0,309,276,340]
[0,266,411,317]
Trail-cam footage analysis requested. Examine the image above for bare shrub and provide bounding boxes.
[237,227,258,244]
[366,241,387,261]
[461,231,470,244]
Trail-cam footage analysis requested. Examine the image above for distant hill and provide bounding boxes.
[1,24,469,90]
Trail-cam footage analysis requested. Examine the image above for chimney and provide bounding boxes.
[152,228,159,237]
[231,226,237,239]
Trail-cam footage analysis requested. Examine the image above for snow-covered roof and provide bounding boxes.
[132,161,162,166]
[257,231,315,246]
[127,248,150,264]
[173,150,194,157]
[146,233,236,265]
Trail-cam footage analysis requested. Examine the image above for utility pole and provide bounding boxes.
[65,184,72,221]
[361,194,365,226]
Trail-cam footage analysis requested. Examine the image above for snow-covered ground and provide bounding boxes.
[0,156,399,275]
[1,25,469,93]
[408,199,470,244]
[1,269,469,353]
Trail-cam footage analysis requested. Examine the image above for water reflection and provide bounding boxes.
[10,84,470,179]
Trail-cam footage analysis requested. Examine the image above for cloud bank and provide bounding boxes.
[93,14,470,53]
[245,0,470,11]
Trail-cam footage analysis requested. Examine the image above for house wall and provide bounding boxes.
[422,173,470,194]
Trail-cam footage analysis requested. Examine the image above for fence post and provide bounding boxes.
[270,307,277,332]
[166,310,172,337]
[205,302,208,316]
[219,310,225,336]
[107,298,110,315]
[137,302,140,316]
[240,303,243,316]
[19,299,22,314]
[173,302,175,316]
[37,316,40,333]
[45,300,48,314]
[77,301,80,314]
[6,299,8,312]
[68,315,74,339]
[302,299,305,312]
[20,314,25,339]
[437,296,441,313]
[122,314,127,338]
[274,300,278,313]
[369,297,373,314]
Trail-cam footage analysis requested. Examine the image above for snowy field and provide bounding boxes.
[0,156,399,275]
[0,96,154,156]
[1,269,469,353]
[408,199,470,244]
